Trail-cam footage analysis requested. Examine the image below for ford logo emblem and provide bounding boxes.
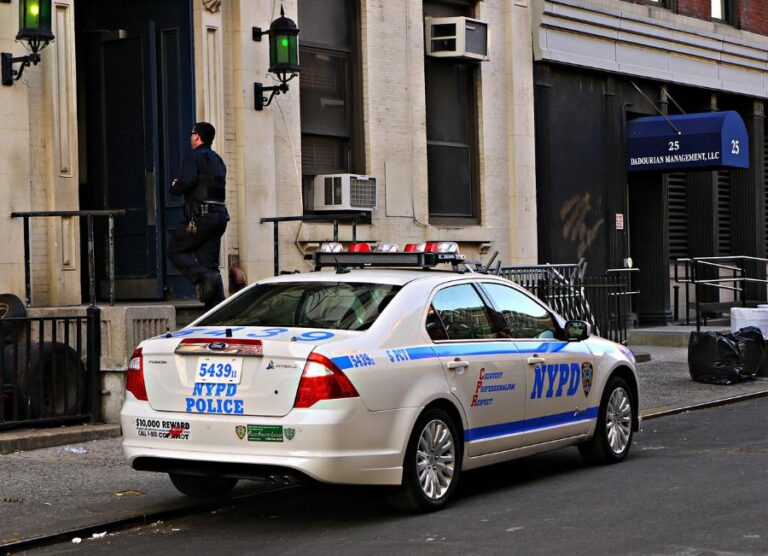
[208,342,228,351]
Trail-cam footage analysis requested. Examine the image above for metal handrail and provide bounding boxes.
[260,212,369,276]
[673,256,768,330]
[11,210,125,307]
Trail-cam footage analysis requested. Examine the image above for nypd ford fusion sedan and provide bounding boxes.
[121,246,639,512]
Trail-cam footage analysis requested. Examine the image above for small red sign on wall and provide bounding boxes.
[616,213,624,230]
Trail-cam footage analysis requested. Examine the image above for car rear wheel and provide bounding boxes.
[0,293,26,343]
[387,408,461,513]
[578,376,634,464]
[169,473,238,498]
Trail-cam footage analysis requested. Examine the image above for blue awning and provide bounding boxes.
[627,111,749,172]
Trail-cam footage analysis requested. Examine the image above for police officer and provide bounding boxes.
[168,122,229,309]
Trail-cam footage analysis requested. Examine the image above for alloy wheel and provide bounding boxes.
[416,419,455,500]
[606,387,632,454]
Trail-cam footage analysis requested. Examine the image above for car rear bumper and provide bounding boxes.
[120,397,419,485]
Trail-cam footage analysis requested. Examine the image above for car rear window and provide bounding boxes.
[198,282,401,331]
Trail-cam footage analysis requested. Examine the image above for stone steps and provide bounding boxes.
[628,325,730,348]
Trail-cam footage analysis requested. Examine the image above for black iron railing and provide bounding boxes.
[500,264,639,344]
[673,256,768,330]
[260,213,370,276]
[0,306,101,430]
[11,210,125,306]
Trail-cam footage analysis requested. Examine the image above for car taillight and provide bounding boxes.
[126,347,148,401]
[294,352,359,408]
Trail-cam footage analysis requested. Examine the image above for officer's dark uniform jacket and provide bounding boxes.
[171,144,227,214]
[167,143,229,307]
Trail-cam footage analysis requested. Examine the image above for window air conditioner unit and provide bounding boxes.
[425,17,489,61]
[313,174,378,212]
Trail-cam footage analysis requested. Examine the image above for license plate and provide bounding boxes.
[195,357,243,384]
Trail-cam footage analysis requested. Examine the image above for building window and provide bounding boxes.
[711,0,736,23]
[298,0,363,211]
[425,1,480,224]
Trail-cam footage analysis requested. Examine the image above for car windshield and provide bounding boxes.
[198,282,401,331]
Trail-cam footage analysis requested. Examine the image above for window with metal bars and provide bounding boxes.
[764,133,768,256]
[668,173,688,260]
[717,170,732,256]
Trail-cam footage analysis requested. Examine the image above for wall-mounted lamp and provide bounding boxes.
[2,0,54,86]
[253,6,300,110]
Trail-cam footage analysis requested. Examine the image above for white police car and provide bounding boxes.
[121,243,639,512]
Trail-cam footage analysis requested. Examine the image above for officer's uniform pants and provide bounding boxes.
[168,209,228,293]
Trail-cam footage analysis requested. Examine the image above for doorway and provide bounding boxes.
[76,0,195,301]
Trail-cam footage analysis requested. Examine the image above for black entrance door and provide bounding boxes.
[77,0,195,300]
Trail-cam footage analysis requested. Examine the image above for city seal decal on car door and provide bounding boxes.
[581,362,594,396]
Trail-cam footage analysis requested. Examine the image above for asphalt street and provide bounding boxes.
[27,397,768,556]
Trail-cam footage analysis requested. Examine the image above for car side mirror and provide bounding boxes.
[564,320,591,341]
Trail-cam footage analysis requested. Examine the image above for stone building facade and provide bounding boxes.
[0,0,537,421]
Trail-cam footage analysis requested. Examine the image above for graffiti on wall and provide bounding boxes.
[560,193,605,258]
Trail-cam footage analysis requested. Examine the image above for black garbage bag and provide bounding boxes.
[688,327,765,385]
[733,326,765,379]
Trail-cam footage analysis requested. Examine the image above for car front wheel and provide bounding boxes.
[387,408,461,513]
[169,473,238,498]
[578,376,634,464]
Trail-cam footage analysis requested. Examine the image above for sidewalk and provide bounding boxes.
[1,344,767,548]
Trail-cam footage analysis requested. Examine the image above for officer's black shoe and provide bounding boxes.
[200,272,224,309]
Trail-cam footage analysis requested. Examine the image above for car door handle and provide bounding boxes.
[447,359,469,371]
[527,356,545,365]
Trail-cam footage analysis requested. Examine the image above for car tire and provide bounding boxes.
[169,473,239,498]
[387,407,462,513]
[4,342,84,418]
[0,293,26,343]
[578,376,634,464]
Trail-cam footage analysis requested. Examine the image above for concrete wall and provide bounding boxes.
[533,0,768,98]
[0,0,80,306]
[0,0,32,299]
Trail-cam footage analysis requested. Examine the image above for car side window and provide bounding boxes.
[480,283,557,339]
[429,284,499,341]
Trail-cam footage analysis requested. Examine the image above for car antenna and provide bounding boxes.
[334,255,350,274]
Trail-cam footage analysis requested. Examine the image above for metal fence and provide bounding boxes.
[673,256,768,330]
[0,307,101,431]
[500,264,639,344]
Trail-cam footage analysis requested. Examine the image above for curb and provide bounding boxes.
[0,423,121,455]
[0,485,291,554]
[640,388,768,420]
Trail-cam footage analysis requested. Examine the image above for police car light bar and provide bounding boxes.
[314,241,466,269]
[313,250,465,269]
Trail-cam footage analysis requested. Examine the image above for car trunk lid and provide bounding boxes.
[141,329,354,417]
